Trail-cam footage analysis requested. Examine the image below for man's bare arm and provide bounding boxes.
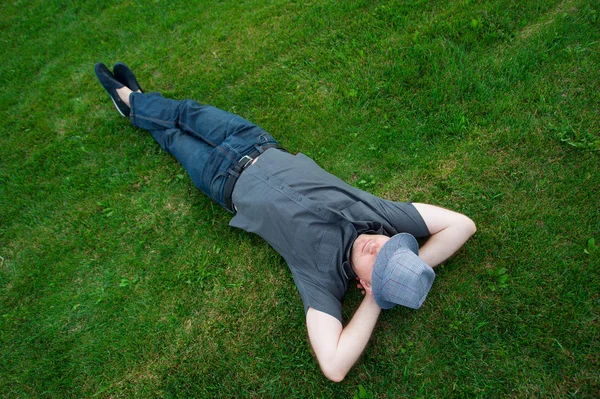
[412,203,476,267]
[306,295,381,382]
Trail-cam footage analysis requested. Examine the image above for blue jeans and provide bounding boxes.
[129,92,279,210]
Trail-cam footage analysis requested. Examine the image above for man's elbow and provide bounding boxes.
[463,216,477,237]
[322,368,346,383]
[320,361,348,382]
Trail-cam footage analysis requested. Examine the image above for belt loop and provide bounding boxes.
[223,144,286,213]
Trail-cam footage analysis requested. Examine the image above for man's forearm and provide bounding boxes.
[315,295,381,382]
[419,221,475,267]
[338,294,381,358]
[412,203,477,268]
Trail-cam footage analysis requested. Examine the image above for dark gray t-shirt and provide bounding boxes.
[230,149,429,322]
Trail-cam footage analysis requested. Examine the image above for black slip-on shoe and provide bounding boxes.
[113,62,143,93]
[94,62,130,117]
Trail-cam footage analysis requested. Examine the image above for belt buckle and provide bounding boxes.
[239,155,253,169]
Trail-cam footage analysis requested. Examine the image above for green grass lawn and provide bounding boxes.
[1,0,599,397]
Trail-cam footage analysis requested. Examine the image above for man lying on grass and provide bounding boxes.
[95,62,476,382]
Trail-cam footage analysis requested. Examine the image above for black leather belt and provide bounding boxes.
[223,144,286,212]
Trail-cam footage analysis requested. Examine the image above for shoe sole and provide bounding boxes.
[108,94,127,117]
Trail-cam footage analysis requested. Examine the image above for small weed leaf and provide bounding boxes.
[346,88,358,98]
[357,176,376,189]
[552,124,600,151]
[488,267,509,290]
[354,384,375,399]
[400,340,414,353]
[584,238,597,255]
[470,18,481,30]
[584,4,597,22]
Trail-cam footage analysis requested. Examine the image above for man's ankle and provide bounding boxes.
[116,87,133,107]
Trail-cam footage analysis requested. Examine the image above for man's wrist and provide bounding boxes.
[363,293,380,308]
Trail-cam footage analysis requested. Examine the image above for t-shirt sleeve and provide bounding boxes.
[291,271,344,323]
[378,200,431,238]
